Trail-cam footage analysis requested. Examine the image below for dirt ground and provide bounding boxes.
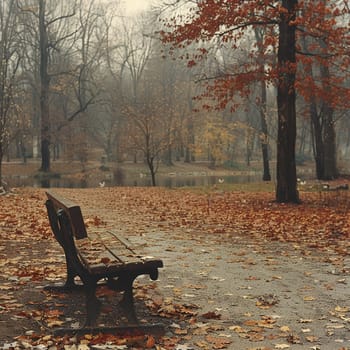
[0,187,350,350]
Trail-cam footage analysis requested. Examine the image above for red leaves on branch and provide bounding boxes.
[160,0,350,111]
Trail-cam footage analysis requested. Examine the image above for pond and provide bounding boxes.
[5,171,265,188]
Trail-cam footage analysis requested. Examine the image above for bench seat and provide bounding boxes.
[75,232,162,275]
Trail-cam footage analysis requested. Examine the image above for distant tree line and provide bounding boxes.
[0,0,349,195]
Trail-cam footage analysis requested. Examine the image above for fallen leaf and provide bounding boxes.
[306,335,318,342]
[301,328,311,333]
[205,335,232,349]
[335,305,349,313]
[299,318,313,323]
[274,344,290,349]
[145,335,156,348]
[229,325,247,333]
[202,311,221,319]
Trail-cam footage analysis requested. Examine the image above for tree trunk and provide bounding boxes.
[184,147,191,163]
[310,100,325,179]
[260,79,271,181]
[254,27,271,181]
[310,104,337,180]
[310,66,337,180]
[0,145,3,185]
[163,145,173,166]
[184,121,195,163]
[322,107,337,179]
[276,0,299,203]
[147,157,156,186]
[39,0,51,172]
[320,64,337,180]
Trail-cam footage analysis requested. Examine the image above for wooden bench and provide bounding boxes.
[45,190,163,334]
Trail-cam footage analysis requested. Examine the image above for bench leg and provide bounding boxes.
[84,283,101,327]
[120,275,137,324]
[44,257,81,292]
[64,257,79,288]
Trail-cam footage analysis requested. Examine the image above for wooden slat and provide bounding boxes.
[87,231,143,264]
[108,249,142,264]
[76,238,122,264]
[107,230,134,249]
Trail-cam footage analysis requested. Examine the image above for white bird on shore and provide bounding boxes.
[99,181,105,188]
[297,178,306,185]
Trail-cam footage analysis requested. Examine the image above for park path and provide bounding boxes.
[0,187,350,349]
[129,228,350,350]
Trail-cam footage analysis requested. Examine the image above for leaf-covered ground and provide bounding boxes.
[0,186,349,349]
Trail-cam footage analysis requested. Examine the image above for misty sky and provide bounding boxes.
[123,0,152,14]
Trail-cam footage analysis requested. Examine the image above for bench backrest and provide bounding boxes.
[46,190,88,239]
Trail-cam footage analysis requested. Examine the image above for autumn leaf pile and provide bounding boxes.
[55,186,350,256]
[0,186,350,349]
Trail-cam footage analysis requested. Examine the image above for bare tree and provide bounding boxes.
[119,16,154,104]
[0,0,21,185]
[18,0,98,172]
[126,97,173,186]
[52,0,107,163]
[83,1,126,162]
[17,0,78,171]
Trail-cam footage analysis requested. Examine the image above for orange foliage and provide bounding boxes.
[1,187,349,256]
[160,0,350,111]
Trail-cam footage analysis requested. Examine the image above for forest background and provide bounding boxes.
[0,0,350,200]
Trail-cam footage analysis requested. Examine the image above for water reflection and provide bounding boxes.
[6,173,263,188]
